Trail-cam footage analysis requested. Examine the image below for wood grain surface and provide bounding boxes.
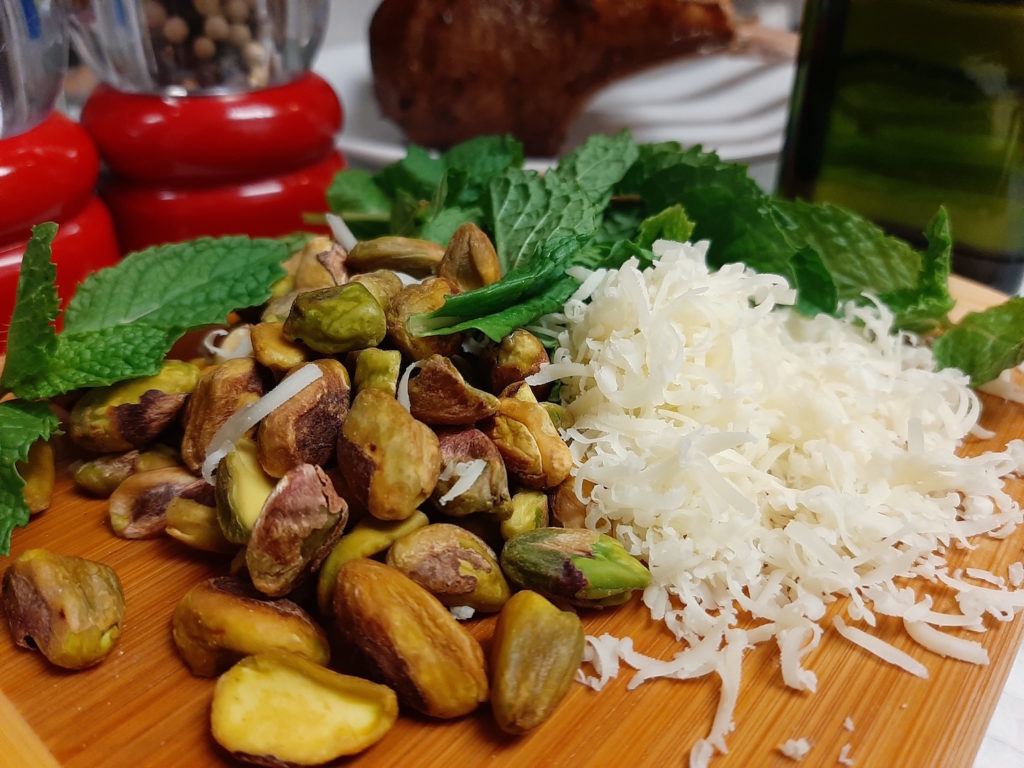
[2,275,1023,768]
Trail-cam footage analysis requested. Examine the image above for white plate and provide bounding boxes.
[313,41,796,170]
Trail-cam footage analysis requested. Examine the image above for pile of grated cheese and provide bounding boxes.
[528,240,1024,766]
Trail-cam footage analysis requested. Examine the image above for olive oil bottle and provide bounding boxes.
[779,0,1024,293]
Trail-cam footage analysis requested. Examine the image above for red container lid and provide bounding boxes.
[102,150,345,253]
[0,196,122,352]
[0,114,100,243]
[81,72,343,185]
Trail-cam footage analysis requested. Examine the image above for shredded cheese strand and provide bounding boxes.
[200,363,323,483]
[552,241,1024,761]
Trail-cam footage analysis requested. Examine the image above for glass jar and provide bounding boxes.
[779,0,1024,293]
[0,0,69,138]
[69,0,329,96]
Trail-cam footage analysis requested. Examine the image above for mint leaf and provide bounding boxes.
[628,148,806,281]
[877,208,956,333]
[933,299,1024,387]
[489,167,600,272]
[6,236,288,400]
[442,135,523,207]
[0,400,60,555]
[420,206,482,245]
[326,169,391,240]
[789,246,840,316]
[488,133,638,273]
[37,324,181,395]
[0,224,59,396]
[547,130,639,207]
[432,278,581,342]
[64,237,287,332]
[636,205,695,249]
[375,144,444,201]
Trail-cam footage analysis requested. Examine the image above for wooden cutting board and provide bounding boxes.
[2,275,1023,768]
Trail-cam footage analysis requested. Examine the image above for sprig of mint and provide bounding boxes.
[0,230,291,400]
[0,400,61,555]
[0,225,297,551]
[331,132,1024,384]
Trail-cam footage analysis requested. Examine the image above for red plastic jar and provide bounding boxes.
[0,115,121,351]
[80,71,345,252]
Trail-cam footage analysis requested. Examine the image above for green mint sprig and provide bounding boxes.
[0,400,61,555]
[0,226,296,553]
[0,229,291,400]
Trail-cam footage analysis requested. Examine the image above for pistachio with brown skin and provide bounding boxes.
[73,447,180,498]
[333,559,488,718]
[385,277,463,361]
[180,358,264,473]
[408,354,499,426]
[250,321,308,376]
[256,360,351,478]
[295,241,348,290]
[337,389,440,521]
[386,523,510,612]
[347,235,444,276]
[70,360,201,453]
[108,466,211,538]
[2,549,125,669]
[438,222,501,291]
[172,576,329,677]
[489,329,551,397]
[246,463,349,597]
[549,477,589,529]
[484,393,573,490]
[431,428,511,517]
[279,235,345,292]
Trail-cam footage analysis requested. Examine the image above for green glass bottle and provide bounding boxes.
[779,0,1024,293]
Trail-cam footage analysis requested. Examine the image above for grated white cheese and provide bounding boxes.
[1010,562,1024,587]
[437,460,487,506]
[202,326,253,362]
[843,717,854,732]
[903,620,989,665]
[838,743,855,766]
[978,363,1024,404]
[779,739,812,761]
[966,567,1005,587]
[200,363,323,483]
[396,360,423,412]
[833,617,929,679]
[549,240,1024,763]
[325,213,357,251]
[449,605,475,621]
